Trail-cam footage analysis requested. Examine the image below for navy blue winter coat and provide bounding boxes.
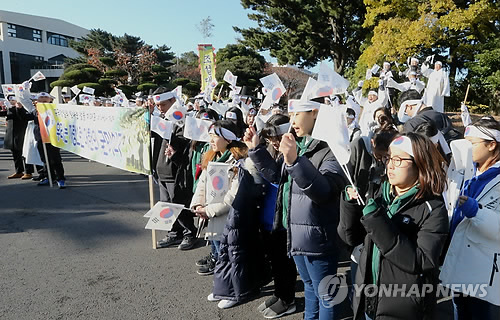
[249,139,346,257]
[212,166,267,302]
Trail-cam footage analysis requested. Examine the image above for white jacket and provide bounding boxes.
[190,156,240,241]
[440,167,500,306]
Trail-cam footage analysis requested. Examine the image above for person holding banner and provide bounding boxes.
[191,120,247,277]
[246,99,346,319]
[339,133,449,320]
[33,93,66,188]
[153,88,198,250]
[1,96,33,180]
[441,117,500,320]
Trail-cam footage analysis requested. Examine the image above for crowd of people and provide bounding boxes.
[1,56,499,320]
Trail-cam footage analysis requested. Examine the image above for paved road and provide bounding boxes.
[0,121,453,320]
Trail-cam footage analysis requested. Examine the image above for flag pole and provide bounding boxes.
[463,84,470,104]
[217,84,224,101]
[147,108,157,249]
[149,175,157,249]
[42,143,54,188]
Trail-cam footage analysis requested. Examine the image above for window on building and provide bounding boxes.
[33,29,42,42]
[9,52,45,84]
[47,32,73,47]
[6,23,42,42]
[7,24,16,37]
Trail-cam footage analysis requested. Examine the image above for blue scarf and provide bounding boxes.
[449,164,500,238]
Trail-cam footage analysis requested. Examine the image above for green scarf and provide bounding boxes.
[191,143,211,193]
[215,149,231,163]
[281,137,314,229]
[363,180,419,284]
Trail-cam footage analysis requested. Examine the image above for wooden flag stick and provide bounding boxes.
[217,84,224,101]
[147,111,157,249]
[463,84,470,104]
[149,175,157,249]
[42,143,53,188]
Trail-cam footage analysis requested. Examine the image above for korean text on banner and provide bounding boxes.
[198,44,216,93]
[36,103,151,175]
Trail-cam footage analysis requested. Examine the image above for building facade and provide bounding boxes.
[0,10,88,92]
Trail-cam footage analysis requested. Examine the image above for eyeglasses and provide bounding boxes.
[382,155,414,167]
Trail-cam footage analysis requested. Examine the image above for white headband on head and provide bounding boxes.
[209,126,238,141]
[225,111,238,120]
[346,114,355,119]
[430,131,451,154]
[153,91,175,103]
[465,125,500,142]
[390,136,414,157]
[287,99,320,113]
[398,99,422,122]
[368,90,378,96]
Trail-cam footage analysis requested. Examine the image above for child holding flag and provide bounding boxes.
[190,120,247,277]
[246,99,346,319]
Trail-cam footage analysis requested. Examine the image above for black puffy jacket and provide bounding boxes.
[249,140,346,257]
[338,190,449,320]
[212,166,266,302]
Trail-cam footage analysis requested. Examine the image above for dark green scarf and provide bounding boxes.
[281,137,314,228]
[363,180,419,284]
[191,143,211,193]
[215,149,231,163]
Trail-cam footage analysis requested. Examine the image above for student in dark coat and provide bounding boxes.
[398,90,461,143]
[210,162,267,309]
[247,100,346,320]
[0,97,33,179]
[339,133,449,320]
[153,88,197,250]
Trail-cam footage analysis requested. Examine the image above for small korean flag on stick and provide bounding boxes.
[206,162,231,204]
[82,86,95,95]
[165,101,188,127]
[223,70,237,87]
[145,202,186,231]
[70,85,81,95]
[1,84,15,96]
[151,116,173,140]
[30,71,46,82]
[183,116,211,142]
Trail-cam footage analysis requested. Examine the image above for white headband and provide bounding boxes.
[430,131,451,154]
[368,90,378,96]
[287,99,320,113]
[346,114,355,119]
[465,125,500,142]
[225,111,238,120]
[153,91,175,103]
[209,126,238,141]
[390,136,414,157]
[400,99,422,110]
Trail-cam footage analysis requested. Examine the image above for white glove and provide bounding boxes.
[378,79,384,86]
[357,80,364,88]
